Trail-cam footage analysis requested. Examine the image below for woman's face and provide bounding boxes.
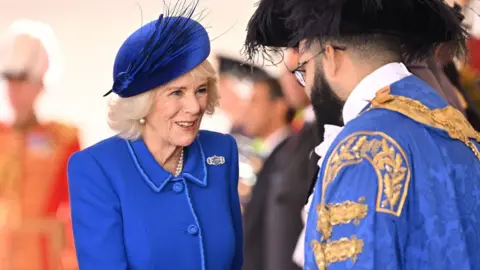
[145,71,209,147]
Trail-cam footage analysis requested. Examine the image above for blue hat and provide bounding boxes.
[104,11,210,97]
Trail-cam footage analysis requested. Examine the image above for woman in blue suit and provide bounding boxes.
[67,3,243,269]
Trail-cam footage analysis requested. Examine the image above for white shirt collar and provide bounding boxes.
[342,62,411,124]
[260,126,290,157]
[314,124,344,167]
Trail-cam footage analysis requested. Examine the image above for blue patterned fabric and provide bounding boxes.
[68,130,243,270]
[304,75,480,270]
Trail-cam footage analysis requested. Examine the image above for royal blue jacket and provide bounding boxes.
[68,130,243,270]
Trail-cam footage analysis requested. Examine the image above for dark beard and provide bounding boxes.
[310,66,345,137]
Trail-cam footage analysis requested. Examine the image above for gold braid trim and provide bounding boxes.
[311,236,364,270]
[309,86,479,269]
[368,87,480,159]
[311,132,409,269]
[328,198,368,226]
[316,132,410,240]
[315,197,368,241]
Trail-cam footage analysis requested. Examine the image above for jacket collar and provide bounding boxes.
[126,137,207,192]
[342,62,411,124]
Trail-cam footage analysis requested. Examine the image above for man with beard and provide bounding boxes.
[243,0,480,269]
[280,49,344,268]
[282,48,344,198]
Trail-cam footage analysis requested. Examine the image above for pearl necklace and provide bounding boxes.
[174,149,184,177]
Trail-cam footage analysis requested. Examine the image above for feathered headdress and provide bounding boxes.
[244,0,469,64]
[104,0,210,98]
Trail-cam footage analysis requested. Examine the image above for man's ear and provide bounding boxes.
[323,45,336,78]
[323,45,344,79]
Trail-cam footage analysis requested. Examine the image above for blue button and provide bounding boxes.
[187,224,199,235]
[173,182,184,193]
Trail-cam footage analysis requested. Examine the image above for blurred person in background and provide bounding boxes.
[261,48,319,270]
[0,19,79,270]
[67,3,243,269]
[406,1,468,118]
[242,67,295,270]
[453,0,480,130]
[408,58,467,114]
[213,54,263,209]
[216,54,255,136]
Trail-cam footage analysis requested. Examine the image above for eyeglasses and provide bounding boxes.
[289,45,346,87]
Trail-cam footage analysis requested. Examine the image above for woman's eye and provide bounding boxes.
[170,90,183,96]
[196,86,208,95]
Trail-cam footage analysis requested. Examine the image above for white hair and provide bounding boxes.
[108,60,219,140]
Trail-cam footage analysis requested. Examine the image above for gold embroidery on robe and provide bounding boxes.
[327,199,368,226]
[318,132,410,232]
[311,236,364,270]
[314,197,368,241]
[368,86,480,159]
[310,85,480,269]
[311,132,410,269]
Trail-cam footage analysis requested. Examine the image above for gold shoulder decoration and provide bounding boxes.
[311,236,364,270]
[311,131,410,269]
[368,86,480,160]
[321,131,410,218]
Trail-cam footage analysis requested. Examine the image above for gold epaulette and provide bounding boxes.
[368,87,480,160]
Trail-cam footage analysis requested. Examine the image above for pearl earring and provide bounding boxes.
[139,118,146,125]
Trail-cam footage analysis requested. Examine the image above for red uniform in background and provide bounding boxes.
[0,19,79,270]
[0,121,79,270]
[467,39,480,73]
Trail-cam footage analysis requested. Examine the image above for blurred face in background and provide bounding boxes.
[6,77,43,124]
[243,81,288,139]
[280,48,310,108]
[218,74,251,126]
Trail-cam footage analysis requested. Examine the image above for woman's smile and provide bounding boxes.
[175,118,200,131]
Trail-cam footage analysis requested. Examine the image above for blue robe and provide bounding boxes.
[304,75,480,270]
[67,130,243,270]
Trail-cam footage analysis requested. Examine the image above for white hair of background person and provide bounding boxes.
[463,0,480,38]
[0,19,62,87]
[107,60,220,140]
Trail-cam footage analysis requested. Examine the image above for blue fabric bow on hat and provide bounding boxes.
[104,1,210,98]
